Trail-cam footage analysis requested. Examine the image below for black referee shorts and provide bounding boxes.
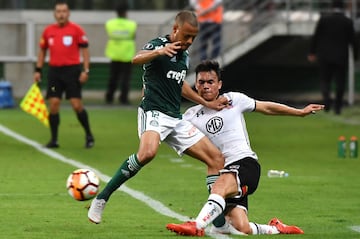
[46,65,82,99]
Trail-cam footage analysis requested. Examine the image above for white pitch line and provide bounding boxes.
[0,124,232,239]
[350,226,360,233]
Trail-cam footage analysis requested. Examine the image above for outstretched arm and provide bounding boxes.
[255,101,324,117]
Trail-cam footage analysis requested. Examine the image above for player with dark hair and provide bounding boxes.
[88,11,228,224]
[33,2,94,148]
[166,60,324,236]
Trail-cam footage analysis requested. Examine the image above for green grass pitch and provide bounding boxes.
[1,104,360,238]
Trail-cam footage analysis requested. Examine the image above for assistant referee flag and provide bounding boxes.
[20,83,49,127]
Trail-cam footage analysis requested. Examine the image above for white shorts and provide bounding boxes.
[138,107,205,155]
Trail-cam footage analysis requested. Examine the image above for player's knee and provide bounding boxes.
[72,105,83,113]
[235,222,252,235]
[242,227,252,235]
[49,102,60,113]
[137,149,157,164]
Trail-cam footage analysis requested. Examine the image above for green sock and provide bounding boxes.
[206,174,219,193]
[206,174,226,227]
[213,212,226,227]
[97,154,142,201]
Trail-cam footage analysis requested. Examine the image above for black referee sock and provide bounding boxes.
[49,113,59,142]
[76,109,92,136]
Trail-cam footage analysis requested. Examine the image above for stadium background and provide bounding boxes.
[0,0,359,105]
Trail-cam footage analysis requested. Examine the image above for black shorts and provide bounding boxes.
[46,65,82,99]
[223,157,261,212]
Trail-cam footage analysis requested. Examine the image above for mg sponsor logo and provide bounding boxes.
[206,116,223,134]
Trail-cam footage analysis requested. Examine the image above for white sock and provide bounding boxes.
[249,222,280,235]
[220,221,247,235]
[196,194,225,229]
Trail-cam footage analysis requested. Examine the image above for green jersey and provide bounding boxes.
[139,35,189,119]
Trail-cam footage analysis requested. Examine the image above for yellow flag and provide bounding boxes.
[20,84,49,127]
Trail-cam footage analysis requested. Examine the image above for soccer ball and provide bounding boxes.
[66,169,100,201]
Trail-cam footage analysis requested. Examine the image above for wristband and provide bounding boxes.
[35,67,42,74]
[83,69,90,74]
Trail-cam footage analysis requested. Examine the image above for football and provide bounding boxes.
[66,169,100,201]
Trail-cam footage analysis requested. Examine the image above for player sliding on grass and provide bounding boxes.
[166,60,325,236]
